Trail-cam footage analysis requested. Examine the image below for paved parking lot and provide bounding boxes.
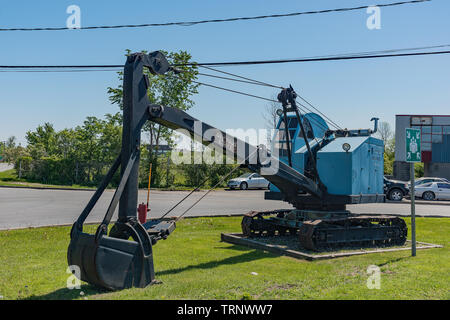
[0,187,448,230]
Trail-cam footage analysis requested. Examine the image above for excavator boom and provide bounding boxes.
[148,104,323,200]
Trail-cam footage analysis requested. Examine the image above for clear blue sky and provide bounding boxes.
[0,0,449,145]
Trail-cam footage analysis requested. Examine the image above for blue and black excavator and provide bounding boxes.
[68,51,407,290]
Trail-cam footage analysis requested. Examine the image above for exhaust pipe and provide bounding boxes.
[370,117,379,134]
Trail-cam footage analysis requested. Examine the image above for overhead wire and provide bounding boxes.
[2,46,450,71]
[176,50,450,67]
[0,0,431,32]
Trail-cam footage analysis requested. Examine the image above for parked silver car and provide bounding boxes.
[409,177,449,188]
[227,173,270,190]
[414,182,450,200]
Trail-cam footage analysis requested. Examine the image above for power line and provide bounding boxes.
[0,69,121,73]
[0,65,122,69]
[303,44,450,59]
[2,46,449,71]
[0,0,431,32]
[176,50,450,67]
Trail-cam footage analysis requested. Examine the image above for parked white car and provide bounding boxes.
[227,173,270,190]
[414,182,450,201]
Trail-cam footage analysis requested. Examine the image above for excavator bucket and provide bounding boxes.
[67,149,160,290]
[68,231,155,290]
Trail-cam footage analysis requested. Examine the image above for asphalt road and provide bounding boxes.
[0,163,13,172]
[0,187,449,230]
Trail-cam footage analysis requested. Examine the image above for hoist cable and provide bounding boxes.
[197,72,279,87]
[192,80,278,103]
[158,174,212,220]
[296,95,343,129]
[174,149,258,222]
[200,66,283,89]
[296,100,342,131]
[296,103,335,132]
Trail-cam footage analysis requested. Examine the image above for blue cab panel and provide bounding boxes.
[316,136,384,195]
[269,113,384,196]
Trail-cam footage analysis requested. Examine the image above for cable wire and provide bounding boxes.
[0,0,431,32]
[192,80,279,103]
[173,149,258,222]
[176,50,450,67]
[200,66,283,89]
[296,97,343,130]
[197,72,279,87]
[2,47,449,71]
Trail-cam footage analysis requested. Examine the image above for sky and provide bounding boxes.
[0,0,449,145]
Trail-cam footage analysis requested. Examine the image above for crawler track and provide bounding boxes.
[241,211,408,251]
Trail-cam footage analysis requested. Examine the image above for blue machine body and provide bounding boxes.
[270,113,384,196]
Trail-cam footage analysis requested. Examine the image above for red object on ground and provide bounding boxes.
[138,203,147,224]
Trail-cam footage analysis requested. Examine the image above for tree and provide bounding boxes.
[262,98,280,145]
[377,121,393,146]
[3,136,28,163]
[107,50,199,186]
[26,123,57,159]
[384,137,395,175]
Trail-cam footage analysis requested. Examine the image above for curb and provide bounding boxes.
[0,185,95,192]
[0,185,223,193]
[387,199,450,206]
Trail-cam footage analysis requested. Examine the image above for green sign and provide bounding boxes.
[406,128,421,163]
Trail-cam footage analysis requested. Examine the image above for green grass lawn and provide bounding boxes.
[0,217,448,300]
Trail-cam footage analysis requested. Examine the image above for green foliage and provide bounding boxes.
[415,162,424,178]
[179,152,246,188]
[0,169,18,181]
[18,113,123,186]
[1,136,28,164]
[384,137,395,175]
